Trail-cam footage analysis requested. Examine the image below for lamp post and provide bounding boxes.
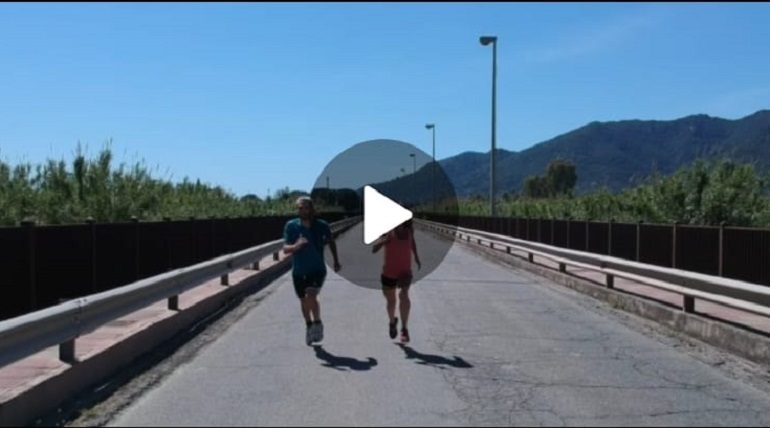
[425,123,436,212]
[480,35,498,217]
[409,153,416,175]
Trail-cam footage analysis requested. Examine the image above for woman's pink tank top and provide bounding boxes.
[382,229,413,279]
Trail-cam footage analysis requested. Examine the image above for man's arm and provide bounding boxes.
[411,233,421,270]
[283,237,307,255]
[371,234,389,254]
[325,223,341,272]
[282,223,307,255]
[328,238,341,272]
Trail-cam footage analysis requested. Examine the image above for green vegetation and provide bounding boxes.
[2,144,768,228]
[0,145,323,226]
[453,158,770,228]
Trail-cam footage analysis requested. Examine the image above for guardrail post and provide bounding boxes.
[22,219,37,311]
[189,216,197,265]
[585,220,590,252]
[606,274,614,289]
[210,217,216,260]
[59,340,76,363]
[220,273,229,286]
[636,220,642,262]
[551,218,555,245]
[164,217,172,272]
[528,252,534,263]
[168,295,179,311]
[252,260,260,271]
[718,221,725,277]
[683,296,695,313]
[273,251,280,261]
[524,216,529,241]
[537,218,542,242]
[506,246,511,254]
[87,217,97,293]
[672,222,678,269]
[132,217,140,281]
[608,218,613,256]
[566,217,571,249]
[559,262,566,273]
[478,238,482,245]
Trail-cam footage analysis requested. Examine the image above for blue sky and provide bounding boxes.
[1,3,769,198]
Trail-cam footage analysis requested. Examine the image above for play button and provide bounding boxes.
[363,186,413,245]
[310,138,458,290]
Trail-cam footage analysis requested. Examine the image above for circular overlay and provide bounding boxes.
[311,139,458,290]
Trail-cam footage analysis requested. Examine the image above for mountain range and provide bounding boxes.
[393,109,770,199]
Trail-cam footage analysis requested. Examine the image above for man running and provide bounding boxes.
[372,220,421,343]
[283,196,341,346]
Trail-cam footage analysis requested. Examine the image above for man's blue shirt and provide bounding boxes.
[283,218,331,276]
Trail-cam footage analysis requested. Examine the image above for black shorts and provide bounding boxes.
[293,272,326,299]
[381,274,413,290]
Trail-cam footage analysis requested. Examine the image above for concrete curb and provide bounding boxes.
[437,231,770,366]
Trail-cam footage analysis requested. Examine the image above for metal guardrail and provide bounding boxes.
[420,219,770,319]
[0,217,360,368]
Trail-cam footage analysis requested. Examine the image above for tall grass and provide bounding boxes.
[449,159,770,228]
[0,146,316,226]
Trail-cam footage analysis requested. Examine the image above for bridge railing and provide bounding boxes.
[420,219,770,320]
[0,217,360,368]
[419,214,770,287]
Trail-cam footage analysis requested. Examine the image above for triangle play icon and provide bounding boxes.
[363,186,413,245]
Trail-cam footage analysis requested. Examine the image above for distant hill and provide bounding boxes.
[380,110,770,199]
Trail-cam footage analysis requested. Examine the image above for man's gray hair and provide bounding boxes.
[295,196,314,208]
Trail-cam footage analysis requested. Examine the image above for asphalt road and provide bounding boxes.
[107,224,770,426]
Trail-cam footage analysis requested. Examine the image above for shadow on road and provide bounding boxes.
[313,345,378,371]
[396,344,473,369]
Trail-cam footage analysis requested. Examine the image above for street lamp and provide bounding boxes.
[409,153,416,174]
[480,35,498,217]
[425,123,436,212]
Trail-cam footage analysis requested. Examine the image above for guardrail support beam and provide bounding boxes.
[220,274,229,286]
[606,274,614,289]
[684,296,695,313]
[59,340,76,363]
[168,295,179,311]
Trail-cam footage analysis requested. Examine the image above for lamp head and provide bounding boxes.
[480,36,497,46]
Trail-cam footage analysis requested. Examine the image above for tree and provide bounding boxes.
[523,175,550,198]
[521,159,578,198]
[546,160,577,197]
